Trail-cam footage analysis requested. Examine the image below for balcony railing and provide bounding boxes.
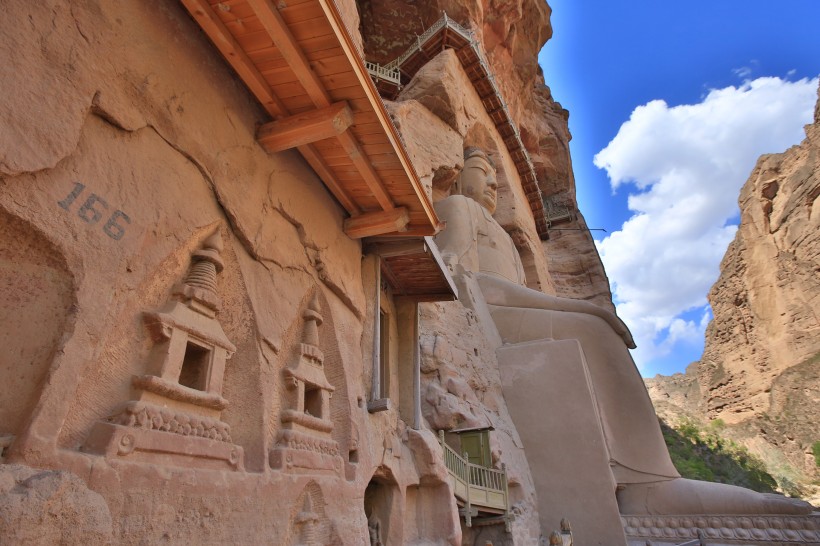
[364,61,401,86]
[543,196,574,226]
[439,431,510,529]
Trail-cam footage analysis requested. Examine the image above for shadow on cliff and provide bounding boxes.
[660,418,779,494]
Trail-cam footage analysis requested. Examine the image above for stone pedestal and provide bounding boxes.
[498,339,627,545]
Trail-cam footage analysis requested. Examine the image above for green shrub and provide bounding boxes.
[659,418,777,493]
[812,441,820,467]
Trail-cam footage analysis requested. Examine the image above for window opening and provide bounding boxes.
[304,385,322,417]
[179,341,210,391]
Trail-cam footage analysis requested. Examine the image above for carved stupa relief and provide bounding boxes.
[83,228,244,470]
[270,292,344,475]
[283,481,340,546]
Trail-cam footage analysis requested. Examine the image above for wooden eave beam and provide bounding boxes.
[344,208,410,239]
[336,132,395,210]
[257,102,353,153]
[365,239,426,258]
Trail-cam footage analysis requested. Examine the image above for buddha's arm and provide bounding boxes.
[477,273,637,349]
[433,196,478,272]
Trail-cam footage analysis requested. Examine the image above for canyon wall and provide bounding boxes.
[647,85,820,497]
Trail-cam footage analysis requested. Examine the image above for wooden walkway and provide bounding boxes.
[439,431,512,531]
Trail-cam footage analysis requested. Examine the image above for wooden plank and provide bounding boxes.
[209,0,256,20]
[223,17,265,37]
[256,49,347,76]
[278,1,325,23]
[352,111,381,126]
[328,86,369,103]
[319,71,361,91]
[350,122,386,136]
[269,81,314,100]
[234,29,275,52]
[344,208,410,238]
[354,132,390,145]
[286,16,335,42]
[248,38,341,64]
[257,101,353,152]
[180,0,287,118]
[280,94,315,112]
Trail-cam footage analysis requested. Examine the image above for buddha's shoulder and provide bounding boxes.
[434,194,482,215]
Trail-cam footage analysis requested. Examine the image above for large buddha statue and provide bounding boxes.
[433,147,812,520]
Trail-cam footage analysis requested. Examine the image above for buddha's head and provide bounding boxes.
[458,147,498,214]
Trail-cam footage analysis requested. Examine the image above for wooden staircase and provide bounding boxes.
[439,431,513,531]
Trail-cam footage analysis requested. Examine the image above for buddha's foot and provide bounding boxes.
[617,478,814,515]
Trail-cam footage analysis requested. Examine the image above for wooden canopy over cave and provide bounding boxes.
[367,237,458,302]
[181,0,442,240]
[181,0,456,300]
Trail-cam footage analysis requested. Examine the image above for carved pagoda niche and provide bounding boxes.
[270,292,343,475]
[284,481,340,546]
[84,228,244,470]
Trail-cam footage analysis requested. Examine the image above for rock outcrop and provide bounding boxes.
[647,85,820,499]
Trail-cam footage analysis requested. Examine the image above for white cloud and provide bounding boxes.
[732,60,759,80]
[594,76,818,372]
[732,66,753,79]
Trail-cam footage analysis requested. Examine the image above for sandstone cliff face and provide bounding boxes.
[356,0,612,307]
[0,0,615,543]
[647,86,820,496]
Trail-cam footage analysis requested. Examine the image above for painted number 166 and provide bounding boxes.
[58,182,131,241]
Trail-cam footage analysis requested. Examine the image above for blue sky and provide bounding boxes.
[537,1,820,377]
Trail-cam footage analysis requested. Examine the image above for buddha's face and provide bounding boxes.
[460,155,498,214]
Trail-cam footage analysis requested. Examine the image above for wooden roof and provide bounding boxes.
[369,237,458,302]
[181,0,442,239]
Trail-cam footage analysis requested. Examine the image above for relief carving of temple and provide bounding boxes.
[0,1,817,544]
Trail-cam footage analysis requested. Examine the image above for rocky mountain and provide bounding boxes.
[647,84,820,500]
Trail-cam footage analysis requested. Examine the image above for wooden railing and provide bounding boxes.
[439,431,509,527]
[543,196,574,226]
[364,61,401,86]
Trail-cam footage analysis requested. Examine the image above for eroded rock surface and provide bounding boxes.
[0,464,113,544]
